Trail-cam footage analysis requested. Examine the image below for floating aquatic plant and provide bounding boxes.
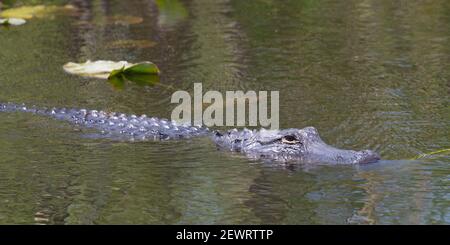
[63,60,136,79]
[108,62,161,89]
[0,4,76,19]
[62,60,160,89]
[0,18,26,26]
[411,148,450,160]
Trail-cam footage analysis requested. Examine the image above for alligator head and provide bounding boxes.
[213,126,380,164]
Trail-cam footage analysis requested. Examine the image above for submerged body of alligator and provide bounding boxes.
[0,102,380,164]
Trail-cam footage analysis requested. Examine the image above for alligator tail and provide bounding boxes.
[0,102,209,140]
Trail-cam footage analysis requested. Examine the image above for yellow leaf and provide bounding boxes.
[0,4,76,20]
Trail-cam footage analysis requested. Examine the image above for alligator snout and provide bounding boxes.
[355,150,381,164]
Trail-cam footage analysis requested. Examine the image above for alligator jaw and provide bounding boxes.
[307,142,380,164]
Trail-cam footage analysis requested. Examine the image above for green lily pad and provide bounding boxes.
[107,62,160,89]
[109,66,126,77]
[108,72,160,90]
[0,18,26,26]
[123,62,160,75]
[123,73,160,87]
[107,72,126,90]
[0,4,76,20]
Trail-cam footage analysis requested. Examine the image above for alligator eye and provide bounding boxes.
[281,135,299,144]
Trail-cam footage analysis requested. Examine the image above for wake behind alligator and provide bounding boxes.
[0,102,380,164]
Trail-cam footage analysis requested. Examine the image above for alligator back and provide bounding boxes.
[0,103,209,140]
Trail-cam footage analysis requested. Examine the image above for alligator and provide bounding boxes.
[0,102,380,164]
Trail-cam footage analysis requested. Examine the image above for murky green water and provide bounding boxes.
[0,0,449,224]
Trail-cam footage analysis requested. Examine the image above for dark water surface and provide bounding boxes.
[0,0,448,224]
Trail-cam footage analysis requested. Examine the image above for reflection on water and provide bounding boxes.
[0,0,448,224]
